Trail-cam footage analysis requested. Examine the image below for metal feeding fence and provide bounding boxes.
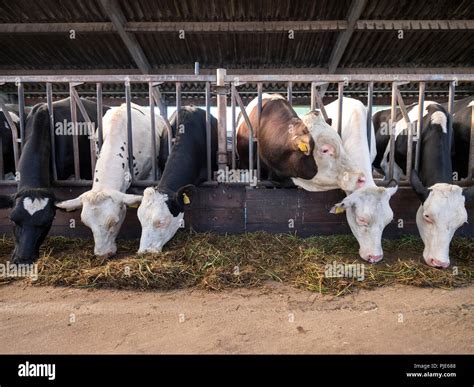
[0,71,473,188]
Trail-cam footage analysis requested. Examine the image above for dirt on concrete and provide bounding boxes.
[0,282,473,354]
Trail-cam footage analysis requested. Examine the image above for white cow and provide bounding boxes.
[56,103,166,256]
[325,98,398,263]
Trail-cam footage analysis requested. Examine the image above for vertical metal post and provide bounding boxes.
[125,80,134,182]
[216,68,228,171]
[448,80,455,114]
[69,83,81,180]
[256,82,262,182]
[96,82,104,151]
[287,81,293,105]
[175,82,181,131]
[388,82,397,180]
[231,82,236,171]
[415,82,425,172]
[0,135,3,179]
[310,82,317,111]
[337,82,344,137]
[46,83,58,181]
[468,103,474,180]
[205,81,212,181]
[366,81,373,153]
[0,101,20,173]
[148,82,157,181]
[17,81,25,152]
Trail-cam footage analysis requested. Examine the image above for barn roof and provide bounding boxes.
[0,0,472,103]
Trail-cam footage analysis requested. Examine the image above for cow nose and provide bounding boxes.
[429,258,450,269]
[97,251,115,259]
[367,254,383,264]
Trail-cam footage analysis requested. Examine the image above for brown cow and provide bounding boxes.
[236,94,365,192]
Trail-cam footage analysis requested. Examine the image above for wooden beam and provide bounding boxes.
[98,0,151,74]
[0,20,472,34]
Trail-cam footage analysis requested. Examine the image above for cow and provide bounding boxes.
[137,106,218,253]
[373,102,474,268]
[56,103,166,257]
[325,98,398,263]
[443,96,473,180]
[236,94,366,193]
[0,104,30,179]
[0,98,107,263]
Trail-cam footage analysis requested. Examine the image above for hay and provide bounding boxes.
[0,231,473,296]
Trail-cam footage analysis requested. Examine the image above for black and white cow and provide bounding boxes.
[442,96,473,180]
[0,104,30,179]
[56,103,166,257]
[137,106,218,253]
[374,102,474,268]
[0,98,108,263]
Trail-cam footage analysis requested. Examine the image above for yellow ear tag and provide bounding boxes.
[129,203,140,208]
[298,142,309,153]
[335,206,345,214]
[182,193,191,205]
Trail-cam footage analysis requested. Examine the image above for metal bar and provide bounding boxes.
[468,104,474,180]
[395,88,412,182]
[17,81,25,152]
[448,80,456,156]
[366,81,373,153]
[231,82,236,171]
[205,82,212,181]
[125,81,134,182]
[1,74,473,84]
[337,82,344,136]
[151,87,173,155]
[148,82,157,181]
[216,68,228,171]
[314,87,330,123]
[287,81,293,105]
[388,82,398,180]
[69,83,81,179]
[233,84,254,177]
[0,133,3,179]
[70,87,96,175]
[175,82,181,132]
[46,83,58,181]
[96,82,104,151]
[0,100,19,173]
[256,82,263,182]
[414,82,425,172]
[310,82,317,111]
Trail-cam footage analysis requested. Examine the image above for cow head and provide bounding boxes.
[137,185,195,253]
[411,170,473,268]
[55,190,142,257]
[0,189,57,264]
[330,185,398,263]
[292,111,366,192]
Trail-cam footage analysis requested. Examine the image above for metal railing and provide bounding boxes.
[0,71,473,188]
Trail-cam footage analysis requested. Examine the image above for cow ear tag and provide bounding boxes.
[182,193,191,205]
[330,204,345,214]
[298,142,309,153]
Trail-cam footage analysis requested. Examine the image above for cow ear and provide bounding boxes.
[120,193,143,208]
[176,185,196,207]
[0,195,14,209]
[462,186,474,202]
[385,185,398,198]
[55,195,83,212]
[410,169,429,203]
[329,196,354,214]
[326,118,333,126]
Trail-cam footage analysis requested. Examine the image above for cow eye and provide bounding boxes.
[423,214,433,223]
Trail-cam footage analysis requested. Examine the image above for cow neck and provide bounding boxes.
[18,113,52,191]
[93,133,130,192]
